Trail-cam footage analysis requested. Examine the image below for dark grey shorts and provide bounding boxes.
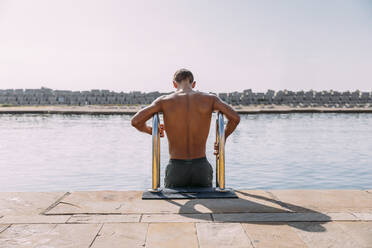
[164,157,213,188]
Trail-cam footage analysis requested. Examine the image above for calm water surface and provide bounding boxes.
[0,113,371,191]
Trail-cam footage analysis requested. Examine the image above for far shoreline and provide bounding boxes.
[1,104,372,115]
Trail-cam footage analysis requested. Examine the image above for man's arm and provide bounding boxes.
[212,95,240,140]
[131,96,164,135]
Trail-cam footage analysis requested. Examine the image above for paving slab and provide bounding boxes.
[336,221,372,248]
[141,213,212,223]
[45,190,288,215]
[67,214,140,223]
[269,190,372,212]
[0,215,70,224]
[146,223,198,248]
[0,192,67,216]
[196,223,252,248]
[290,222,361,248]
[0,223,101,248]
[91,223,148,248]
[352,212,372,221]
[242,223,307,248]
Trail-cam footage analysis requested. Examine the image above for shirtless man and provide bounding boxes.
[131,69,240,188]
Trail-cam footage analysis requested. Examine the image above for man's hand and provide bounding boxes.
[159,124,165,138]
[145,124,164,137]
[214,141,219,155]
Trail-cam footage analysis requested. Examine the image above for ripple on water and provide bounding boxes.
[0,113,371,191]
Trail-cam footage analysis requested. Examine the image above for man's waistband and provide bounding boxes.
[169,156,207,163]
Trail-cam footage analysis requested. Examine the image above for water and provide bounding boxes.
[0,113,371,192]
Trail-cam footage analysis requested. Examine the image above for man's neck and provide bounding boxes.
[176,84,193,93]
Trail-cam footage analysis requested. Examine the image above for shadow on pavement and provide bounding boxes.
[166,189,329,232]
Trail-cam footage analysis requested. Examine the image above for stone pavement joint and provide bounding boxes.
[68,214,141,223]
[88,223,104,248]
[243,223,308,248]
[0,224,10,234]
[292,222,362,248]
[90,223,148,248]
[0,192,67,216]
[352,212,372,221]
[0,215,70,224]
[40,192,71,215]
[141,213,212,223]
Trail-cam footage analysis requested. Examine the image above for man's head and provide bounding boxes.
[173,68,196,89]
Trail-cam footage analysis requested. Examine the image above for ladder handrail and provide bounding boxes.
[215,111,226,190]
[149,113,161,192]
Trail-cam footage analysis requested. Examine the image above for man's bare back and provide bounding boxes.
[160,91,215,159]
[131,81,240,159]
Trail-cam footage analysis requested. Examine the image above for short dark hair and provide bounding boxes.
[173,68,194,83]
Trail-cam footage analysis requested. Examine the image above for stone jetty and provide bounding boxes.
[1,88,372,108]
[1,190,372,247]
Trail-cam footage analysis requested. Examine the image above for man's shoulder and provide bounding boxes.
[191,90,207,95]
[154,92,174,100]
[195,91,218,102]
[190,91,216,98]
[156,92,176,101]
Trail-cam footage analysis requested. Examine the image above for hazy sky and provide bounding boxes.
[0,0,371,93]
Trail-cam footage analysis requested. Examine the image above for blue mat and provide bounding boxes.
[142,187,238,199]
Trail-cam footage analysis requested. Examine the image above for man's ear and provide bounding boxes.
[191,81,196,88]
[173,81,178,89]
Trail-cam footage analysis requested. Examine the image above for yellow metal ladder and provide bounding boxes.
[148,111,227,192]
